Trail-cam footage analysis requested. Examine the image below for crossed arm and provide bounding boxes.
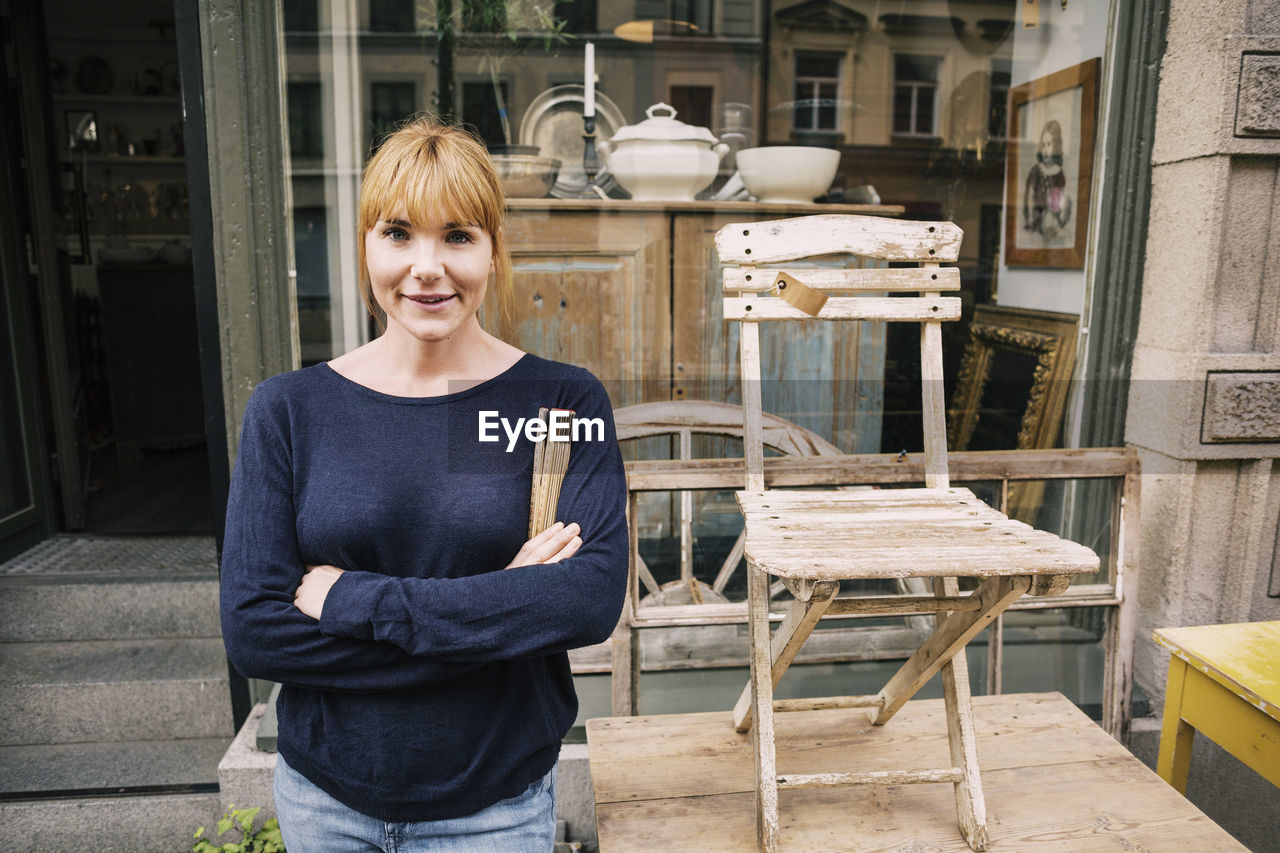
[292,521,583,620]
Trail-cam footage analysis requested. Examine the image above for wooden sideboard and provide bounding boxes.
[498,200,904,454]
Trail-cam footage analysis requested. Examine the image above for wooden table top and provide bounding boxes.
[1154,620,1280,722]
[587,692,1248,852]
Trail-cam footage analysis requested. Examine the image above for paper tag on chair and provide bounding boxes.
[772,272,828,316]
[1022,0,1040,28]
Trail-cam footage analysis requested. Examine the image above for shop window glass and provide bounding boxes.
[669,85,714,133]
[793,52,840,133]
[369,81,418,153]
[462,0,507,33]
[893,53,940,138]
[282,0,319,31]
[670,0,714,33]
[279,0,1113,456]
[461,79,512,148]
[989,58,1011,141]
[553,0,597,34]
[370,0,417,32]
[286,82,323,160]
[276,0,1125,714]
[294,207,333,365]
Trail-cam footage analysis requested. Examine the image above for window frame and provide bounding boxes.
[891,52,943,140]
[792,51,843,134]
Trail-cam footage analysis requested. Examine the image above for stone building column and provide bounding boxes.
[1125,0,1280,846]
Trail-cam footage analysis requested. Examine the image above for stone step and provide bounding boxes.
[0,575,220,642]
[0,737,230,795]
[0,792,222,852]
[0,638,234,746]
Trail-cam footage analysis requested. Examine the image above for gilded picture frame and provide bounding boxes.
[947,305,1080,519]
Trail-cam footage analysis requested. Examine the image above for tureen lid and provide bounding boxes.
[609,103,720,145]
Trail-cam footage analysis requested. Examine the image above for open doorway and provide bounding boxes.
[2,0,212,542]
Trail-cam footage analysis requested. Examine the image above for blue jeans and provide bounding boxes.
[272,753,557,852]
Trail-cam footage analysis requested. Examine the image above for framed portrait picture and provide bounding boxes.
[1004,58,1100,268]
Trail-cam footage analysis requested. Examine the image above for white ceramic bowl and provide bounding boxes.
[735,146,840,203]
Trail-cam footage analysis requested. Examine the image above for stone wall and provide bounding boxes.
[1125,0,1280,848]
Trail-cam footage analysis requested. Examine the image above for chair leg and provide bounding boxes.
[733,579,839,732]
[746,560,781,852]
[934,577,990,852]
[873,574,1031,725]
[609,616,639,717]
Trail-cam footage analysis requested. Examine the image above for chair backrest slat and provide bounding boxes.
[739,322,766,492]
[920,303,950,489]
[723,266,961,293]
[715,214,962,264]
[724,295,961,323]
[720,215,963,491]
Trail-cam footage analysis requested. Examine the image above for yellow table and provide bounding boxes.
[1153,620,1280,793]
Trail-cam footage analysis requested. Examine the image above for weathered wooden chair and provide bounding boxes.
[615,400,845,608]
[720,214,1100,852]
[608,400,935,716]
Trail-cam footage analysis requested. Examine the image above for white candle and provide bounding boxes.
[584,42,595,118]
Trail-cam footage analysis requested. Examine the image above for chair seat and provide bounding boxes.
[737,487,1100,580]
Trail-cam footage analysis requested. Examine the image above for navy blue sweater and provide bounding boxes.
[220,354,628,822]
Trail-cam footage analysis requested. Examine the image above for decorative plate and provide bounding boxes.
[518,85,628,198]
[75,56,113,95]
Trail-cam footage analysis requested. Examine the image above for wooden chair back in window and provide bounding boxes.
[718,214,1099,852]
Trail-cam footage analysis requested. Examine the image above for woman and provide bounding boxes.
[219,116,629,851]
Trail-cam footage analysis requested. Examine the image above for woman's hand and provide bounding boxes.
[295,564,345,620]
[505,521,582,569]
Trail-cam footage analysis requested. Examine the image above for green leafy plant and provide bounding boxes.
[192,805,285,853]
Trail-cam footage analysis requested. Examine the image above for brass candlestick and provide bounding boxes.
[581,114,602,197]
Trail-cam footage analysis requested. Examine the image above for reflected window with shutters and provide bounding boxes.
[793,52,841,135]
[892,53,940,138]
[368,81,417,154]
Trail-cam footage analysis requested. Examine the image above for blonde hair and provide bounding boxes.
[357,115,514,337]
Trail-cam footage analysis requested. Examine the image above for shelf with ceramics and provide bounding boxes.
[50,31,190,251]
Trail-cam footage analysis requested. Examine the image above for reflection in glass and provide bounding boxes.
[282,0,319,31]
[893,53,940,137]
[370,0,416,31]
[370,81,418,153]
[461,79,510,147]
[272,0,1123,730]
[793,53,840,133]
[287,82,323,159]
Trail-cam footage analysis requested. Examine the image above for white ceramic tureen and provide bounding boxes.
[597,103,729,201]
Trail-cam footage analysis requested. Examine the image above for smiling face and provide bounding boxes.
[364,209,495,345]
[356,121,513,338]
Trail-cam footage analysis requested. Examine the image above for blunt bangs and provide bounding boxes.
[359,132,503,236]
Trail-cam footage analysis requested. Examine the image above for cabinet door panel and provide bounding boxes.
[500,211,672,408]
